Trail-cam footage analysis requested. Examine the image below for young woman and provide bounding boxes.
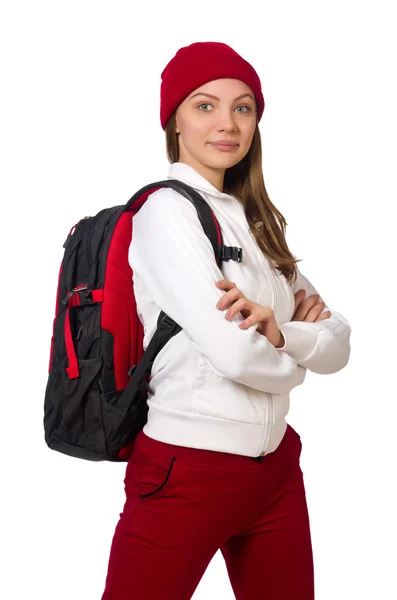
[101,41,351,600]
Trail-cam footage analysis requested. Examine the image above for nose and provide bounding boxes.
[215,109,239,131]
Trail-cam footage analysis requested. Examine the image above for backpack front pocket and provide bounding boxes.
[99,388,148,455]
[59,356,104,434]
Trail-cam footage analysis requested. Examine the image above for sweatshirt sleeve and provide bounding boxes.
[128,187,306,396]
[277,265,351,374]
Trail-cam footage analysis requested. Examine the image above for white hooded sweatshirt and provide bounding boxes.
[128,161,351,458]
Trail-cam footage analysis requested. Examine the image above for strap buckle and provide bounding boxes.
[62,285,89,305]
[220,245,243,263]
[127,365,153,395]
[158,313,179,335]
[79,289,94,305]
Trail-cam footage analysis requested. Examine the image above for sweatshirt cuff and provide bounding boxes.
[277,321,319,363]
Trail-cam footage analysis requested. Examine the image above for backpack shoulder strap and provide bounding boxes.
[124,179,243,267]
[117,179,243,415]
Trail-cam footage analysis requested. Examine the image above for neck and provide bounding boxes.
[177,157,225,193]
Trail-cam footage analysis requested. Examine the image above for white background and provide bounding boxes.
[1,1,396,598]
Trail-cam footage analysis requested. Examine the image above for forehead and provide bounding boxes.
[190,78,253,97]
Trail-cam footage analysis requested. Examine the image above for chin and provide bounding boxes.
[205,158,236,170]
[205,148,241,161]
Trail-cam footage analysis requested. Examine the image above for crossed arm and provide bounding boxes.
[277,266,351,374]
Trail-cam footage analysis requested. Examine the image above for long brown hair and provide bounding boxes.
[165,111,301,285]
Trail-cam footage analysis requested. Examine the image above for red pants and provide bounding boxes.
[101,424,314,599]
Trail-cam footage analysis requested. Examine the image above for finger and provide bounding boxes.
[292,289,306,318]
[239,312,262,329]
[224,298,250,320]
[303,302,325,323]
[315,310,332,322]
[216,287,244,310]
[216,279,237,290]
[239,308,274,329]
[216,281,238,303]
[294,288,306,303]
[293,293,320,321]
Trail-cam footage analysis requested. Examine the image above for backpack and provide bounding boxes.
[43,179,243,462]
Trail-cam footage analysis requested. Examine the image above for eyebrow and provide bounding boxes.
[189,92,255,102]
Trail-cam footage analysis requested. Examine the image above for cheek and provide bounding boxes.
[243,123,256,142]
[239,131,255,153]
[184,121,210,142]
[191,129,214,151]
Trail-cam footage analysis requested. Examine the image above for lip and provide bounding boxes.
[209,141,239,152]
[209,141,238,146]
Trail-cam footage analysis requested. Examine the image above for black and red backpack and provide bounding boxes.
[43,179,243,462]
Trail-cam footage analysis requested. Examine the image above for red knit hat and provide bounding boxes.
[160,41,265,130]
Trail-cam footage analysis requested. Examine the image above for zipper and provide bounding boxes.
[85,216,97,270]
[256,394,274,456]
[85,208,111,269]
[63,216,90,249]
[247,227,277,457]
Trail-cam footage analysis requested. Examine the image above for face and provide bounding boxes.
[175,78,257,192]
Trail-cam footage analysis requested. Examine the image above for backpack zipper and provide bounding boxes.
[85,208,110,269]
[63,216,90,249]
[85,216,97,270]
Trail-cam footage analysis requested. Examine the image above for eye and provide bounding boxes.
[197,103,252,113]
[198,103,212,111]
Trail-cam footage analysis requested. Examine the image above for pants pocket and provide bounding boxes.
[139,455,179,500]
[125,448,180,501]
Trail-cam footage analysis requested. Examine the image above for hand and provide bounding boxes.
[215,279,285,348]
[293,289,332,322]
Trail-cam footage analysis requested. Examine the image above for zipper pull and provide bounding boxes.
[63,216,90,248]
